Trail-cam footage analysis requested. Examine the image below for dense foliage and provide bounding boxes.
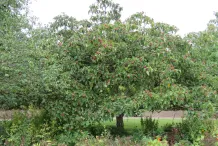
[0,0,42,108]
[0,0,218,145]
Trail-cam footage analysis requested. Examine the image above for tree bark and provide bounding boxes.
[116,113,124,129]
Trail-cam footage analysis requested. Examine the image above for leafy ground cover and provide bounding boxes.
[0,113,218,145]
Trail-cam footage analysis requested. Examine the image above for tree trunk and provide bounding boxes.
[116,113,124,129]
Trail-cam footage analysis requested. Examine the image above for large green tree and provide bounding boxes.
[185,12,218,113]
[0,0,57,109]
[41,0,217,131]
[0,0,31,108]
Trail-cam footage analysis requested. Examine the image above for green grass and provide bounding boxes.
[103,118,218,133]
[103,118,181,131]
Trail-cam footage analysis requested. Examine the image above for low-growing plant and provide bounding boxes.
[174,140,192,146]
[1,111,33,145]
[56,131,87,146]
[1,109,60,145]
[200,131,218,146]
[160,122,180,145]
[0,121,7,145]
[161,122,177,133]
[106,126,129,137]
[132,129,145,142]
[87,124,105,137]
[141,116,159,137]
[76,135,168,146]
[175,113,217,145]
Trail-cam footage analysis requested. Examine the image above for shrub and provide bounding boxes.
[1,109,58,145]
[141,116,159,137]
[87,124,105,137]
[2,112,33,145]
[106,126,129,137]
[175,114,216,145]
[132,129,145,142]
[160,122,181,145]
[0,121,7,145]
[161,123,177,133]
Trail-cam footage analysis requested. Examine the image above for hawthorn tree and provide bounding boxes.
[40,0,218,131]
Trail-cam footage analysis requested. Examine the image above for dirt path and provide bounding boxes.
[142,110,185,118]
[0,110,16,120]
[0,110,185,120]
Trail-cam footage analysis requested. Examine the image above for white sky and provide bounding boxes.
[30,0,218,36]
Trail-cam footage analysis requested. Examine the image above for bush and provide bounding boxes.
[141,116,159,137]
[1,112,33,145]
[161,123,177,133]
[168,112,217,145]
[131,129,145,142]
[176,118,215,144]
[0,121,7,145]
[87,124,105,137]
[0,109,59,145]
[107,126,130,137]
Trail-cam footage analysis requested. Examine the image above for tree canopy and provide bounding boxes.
[1,0,217,132]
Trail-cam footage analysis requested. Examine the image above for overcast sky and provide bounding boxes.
[30,0,218,36]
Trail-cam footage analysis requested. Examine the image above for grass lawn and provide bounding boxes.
[103,118,181,133]
[103,118,218,133]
